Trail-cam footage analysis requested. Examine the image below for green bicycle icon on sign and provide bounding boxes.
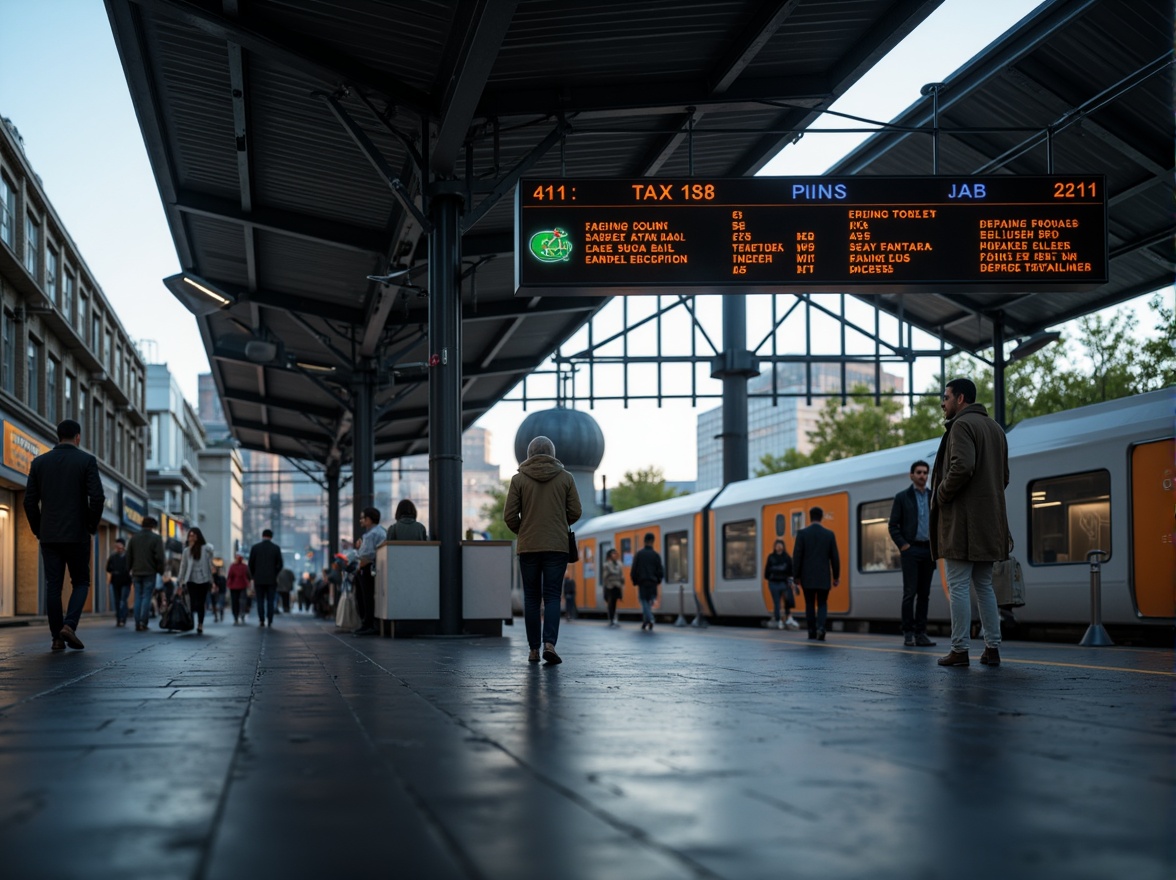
[528,228,572,263]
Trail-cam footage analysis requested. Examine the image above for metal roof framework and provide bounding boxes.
[105,0,946,466]
[827,0,1174,352]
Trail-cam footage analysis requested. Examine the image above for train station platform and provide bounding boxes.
[0,611,1171,880]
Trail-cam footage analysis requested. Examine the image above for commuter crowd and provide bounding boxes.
[25,377,1007,671]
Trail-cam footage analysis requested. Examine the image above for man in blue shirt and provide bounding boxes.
[353,507,387,636]
[888,460,938,647]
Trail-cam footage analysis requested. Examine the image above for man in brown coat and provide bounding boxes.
[504,435,582,665]
[930,378,1009,668]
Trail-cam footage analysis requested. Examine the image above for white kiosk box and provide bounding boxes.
[462,540,514,620]
[374,541,439,620]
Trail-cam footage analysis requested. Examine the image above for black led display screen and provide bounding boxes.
[515,176,1107,296]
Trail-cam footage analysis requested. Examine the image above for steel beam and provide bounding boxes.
[174,190,388,254]
[431,0,519,177]
[125,0,432,114]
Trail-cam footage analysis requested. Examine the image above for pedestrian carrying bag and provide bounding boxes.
[335,589,359,630]
[159,594,194,632]
[567,530,579,563]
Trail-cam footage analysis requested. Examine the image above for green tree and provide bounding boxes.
[755,447,813,476]
[1135,293,1176,391]
[804,387,905,462]
[477,481,516,540]
[609,466,683,511]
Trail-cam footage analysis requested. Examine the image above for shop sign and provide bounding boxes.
[122,492,147,529]
[3,422,51,475]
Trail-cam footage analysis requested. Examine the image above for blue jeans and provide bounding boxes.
[519,551,567,649]
[639,597,655,624]
[41,542,91,637]
[768,581,792,621]
[944,558,1001,652]
[111,582,131,623]
[132,575,156,627]
[255,583,277,623]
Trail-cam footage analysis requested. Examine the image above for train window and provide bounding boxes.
[790,511,804,537]
[859,500,899,571]
[665,532,688,583]
[620,537,633,567]
[774,514,786,538]
[1029,470,1111,565]
[722,520,757,579]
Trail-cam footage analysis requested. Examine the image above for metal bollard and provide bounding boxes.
[1078,549,1114,647]
[674,581,688,626]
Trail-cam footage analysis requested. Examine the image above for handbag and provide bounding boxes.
[992,557,1026,608]
[335,589,359,630]
[159,593,194,631]
[992,537,1026,608]
[567,530,579,563]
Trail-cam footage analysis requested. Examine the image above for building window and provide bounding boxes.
[104,330,113,369]
[722,519,757,580]
[107,412,116,467]
[46,247,58,301]
[24,215,40,275]
[65,372,76,418]
[62,272,74,321]
[0,309,13,394]
[0,173,15,248]
[1029,470,1111,564]
[859,500,899,572]
[27,339,41,412]
[46,356,58,424]
[78,385,88,441]
[91,311,101,350]
[77,292,87,335]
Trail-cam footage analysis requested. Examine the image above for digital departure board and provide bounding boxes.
[514,176,1107,296]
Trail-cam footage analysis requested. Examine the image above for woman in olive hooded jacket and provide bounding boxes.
[504,435,582,664]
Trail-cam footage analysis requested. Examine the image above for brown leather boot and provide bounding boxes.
[980,647,1001,666]
[937,650,969,667]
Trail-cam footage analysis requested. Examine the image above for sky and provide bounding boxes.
[1,0,1152,485]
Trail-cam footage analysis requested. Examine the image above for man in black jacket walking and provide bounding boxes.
[888,460,937,647]
[792,507,840,641]
[24,419,104,651]
[248,528,284,627]
[630,533,664,632]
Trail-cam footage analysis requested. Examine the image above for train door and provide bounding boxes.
[1130,439,1175,617]
[576,537,598,611]
[664,530,689,615]
[763,492,850,614]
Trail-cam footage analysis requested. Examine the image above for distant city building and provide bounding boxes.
[146,363,205,525]
[0,116,149,618]
[696,362,904,490]
[198,371,339,570]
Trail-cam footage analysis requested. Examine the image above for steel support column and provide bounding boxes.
[711,294,759,486]
[352,364,376,536]
[428,190,465,635]
[992,312,1006,428]
[326,462,340,559]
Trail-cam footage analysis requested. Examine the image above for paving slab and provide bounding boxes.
[0,613,1171,880]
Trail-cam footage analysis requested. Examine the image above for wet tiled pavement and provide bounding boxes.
[0,612,1171,880]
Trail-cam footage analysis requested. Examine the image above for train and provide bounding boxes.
[565,389,1175,631]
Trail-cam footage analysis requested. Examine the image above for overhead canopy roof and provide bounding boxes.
[106,0,944,463]
[828,0,1174,352]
